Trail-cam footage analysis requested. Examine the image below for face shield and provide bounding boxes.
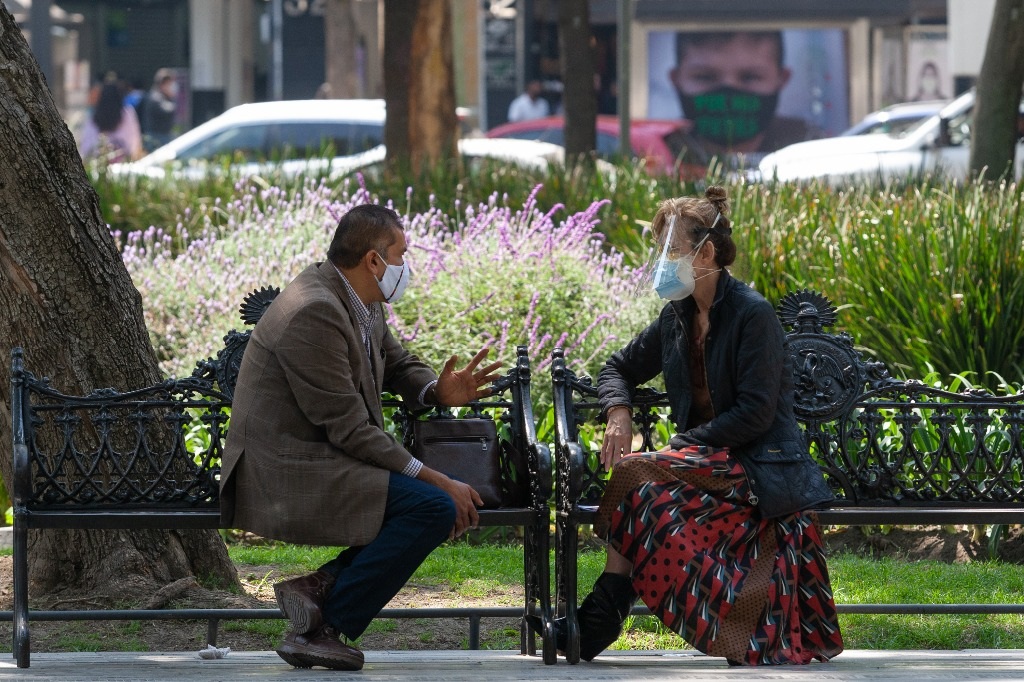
[636,213,719,300]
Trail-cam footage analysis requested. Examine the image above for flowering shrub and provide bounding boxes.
[119,180,660,392]
[391,185,659,378]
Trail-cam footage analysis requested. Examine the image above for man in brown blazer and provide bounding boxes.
[221,204,501,670]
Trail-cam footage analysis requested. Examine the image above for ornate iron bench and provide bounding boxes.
[551,290,1024,664]
[9,288,555,668]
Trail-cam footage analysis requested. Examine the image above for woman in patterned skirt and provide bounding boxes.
[567,186,843,665]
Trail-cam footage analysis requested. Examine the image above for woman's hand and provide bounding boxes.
[600,406,633,471]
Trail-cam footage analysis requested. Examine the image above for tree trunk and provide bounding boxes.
[324,0,360,98]
[324,0,381,99]
[558,0,597,166]
[970,0,1024,180]
[0,5,238,597]
[383,0,458,173]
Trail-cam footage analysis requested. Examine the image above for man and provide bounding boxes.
[663,31,823,172]
[220,204,500,670]
[140,68,178,150]
[507,79,550,123]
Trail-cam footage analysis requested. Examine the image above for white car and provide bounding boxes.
[107,98,574,180]
[108,99,386,180]
[300,137,585,179]
[840,100,947,137]
[755,89,1024,185]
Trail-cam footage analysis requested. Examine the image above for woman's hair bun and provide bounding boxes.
[704,185,729,213]
[704,185,727,203]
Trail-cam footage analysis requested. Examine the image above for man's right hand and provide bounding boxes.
[418,467,483,539]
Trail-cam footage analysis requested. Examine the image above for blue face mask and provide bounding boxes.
[650,214,717,301]
[652,253,695,301]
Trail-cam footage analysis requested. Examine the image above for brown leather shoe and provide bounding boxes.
[276,625,364,671]
[273,570,336,635]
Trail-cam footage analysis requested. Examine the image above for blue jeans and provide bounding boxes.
[318,473,455,640]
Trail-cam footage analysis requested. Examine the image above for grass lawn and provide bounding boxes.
[228,542,1024,651]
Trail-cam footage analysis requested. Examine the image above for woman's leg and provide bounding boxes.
[604,547,631,576]
[573,547,636,661]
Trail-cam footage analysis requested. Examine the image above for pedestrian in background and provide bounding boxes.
[507,79,550,123]
[78,82,143,162]
[141,68,179,150]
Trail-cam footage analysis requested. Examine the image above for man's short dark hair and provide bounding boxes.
[675,31,785,70]
[327,204,403,269]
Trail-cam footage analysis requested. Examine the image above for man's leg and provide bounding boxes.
[321,472,456,641]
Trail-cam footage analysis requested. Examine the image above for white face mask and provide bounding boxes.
[374,252,410,303]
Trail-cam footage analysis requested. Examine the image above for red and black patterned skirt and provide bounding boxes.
[595,446,844,665]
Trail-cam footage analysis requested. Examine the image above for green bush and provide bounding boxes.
[119,180,658,402]
[101,161,1024,391]
[730,178,1024,389]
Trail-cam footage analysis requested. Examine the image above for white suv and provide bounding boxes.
[755,90,1024,184]
[110,99,386,179]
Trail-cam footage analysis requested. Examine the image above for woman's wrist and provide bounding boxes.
[607,405,632,419]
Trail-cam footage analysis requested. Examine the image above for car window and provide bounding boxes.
[273,122,384,158]
[349,123,384,153]
[176,125,269,162]
[858,117,929,137]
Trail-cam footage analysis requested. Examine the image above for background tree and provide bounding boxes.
[323,0,380,99]
[0,5,238,599]
[970,0,1024,180]
[382,0,458,172]
[558,0,597,165]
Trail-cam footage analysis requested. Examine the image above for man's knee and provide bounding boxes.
[432,490,457,533]
[412,486,457,538]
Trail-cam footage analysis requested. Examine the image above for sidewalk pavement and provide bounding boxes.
[1,649,1023,681]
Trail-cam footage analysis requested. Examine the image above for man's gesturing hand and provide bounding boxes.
[433,347,503,407]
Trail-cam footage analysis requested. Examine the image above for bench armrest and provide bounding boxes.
[528,441,552,504]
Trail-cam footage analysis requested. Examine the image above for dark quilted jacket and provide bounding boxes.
[597,271,832,517]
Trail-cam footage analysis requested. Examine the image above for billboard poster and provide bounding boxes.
[645,28,850,168]
[906,28,951,103]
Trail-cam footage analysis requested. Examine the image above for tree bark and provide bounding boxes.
[324,0,361,98]
[383,0,458,173]
[970,0,1024,180]
[0,5,238,597]
[558,0,597,166]
[324,0,381,99]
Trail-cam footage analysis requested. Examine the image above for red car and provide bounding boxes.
[486,115,698,177]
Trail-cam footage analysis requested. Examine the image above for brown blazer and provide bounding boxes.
[220,262,436,546]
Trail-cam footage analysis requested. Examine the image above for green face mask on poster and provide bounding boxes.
[678,86,779,146]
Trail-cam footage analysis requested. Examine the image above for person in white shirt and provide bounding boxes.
[507,80,550,123]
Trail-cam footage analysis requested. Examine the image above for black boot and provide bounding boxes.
[576,572,636,661]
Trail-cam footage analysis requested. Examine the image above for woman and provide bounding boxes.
[570,186,843,665]
[79,82,143,162]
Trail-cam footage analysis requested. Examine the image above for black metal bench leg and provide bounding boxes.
[556,513,581,665]
[533,515,556,664]
[13,519,30,668]
[520,513,556,663]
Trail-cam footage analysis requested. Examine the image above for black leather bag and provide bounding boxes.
[739,440,835,519]
[412,417,504,508]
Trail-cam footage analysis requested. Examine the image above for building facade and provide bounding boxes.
[24,1,999,138]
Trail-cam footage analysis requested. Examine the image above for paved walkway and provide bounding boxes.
[1,649,1022,681]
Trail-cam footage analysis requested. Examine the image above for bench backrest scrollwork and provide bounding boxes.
[12,286,550,514]
[553,289,1024,509]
